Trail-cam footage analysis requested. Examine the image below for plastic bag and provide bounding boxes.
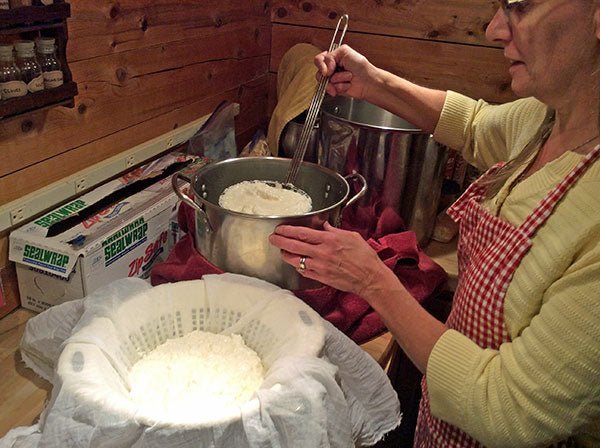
[239,130,271,157]
[187,101,240,161]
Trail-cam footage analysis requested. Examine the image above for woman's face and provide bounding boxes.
[486,0,598,104]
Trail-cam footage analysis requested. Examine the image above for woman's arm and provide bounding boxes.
[315,45,546,168]
[269,222,448,373]
[270,222,600,447]
[315,45,447,134]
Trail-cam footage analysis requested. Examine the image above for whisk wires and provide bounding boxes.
[284,14,349,186]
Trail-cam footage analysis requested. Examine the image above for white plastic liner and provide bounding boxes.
[4,274,401,448]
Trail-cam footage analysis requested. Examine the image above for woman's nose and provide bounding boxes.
[485,7,512,44]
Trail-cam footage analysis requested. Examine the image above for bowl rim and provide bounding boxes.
[188,156,352,219]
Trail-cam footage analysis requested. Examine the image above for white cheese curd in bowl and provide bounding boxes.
[218,180,312,215]
[128,330,265,423]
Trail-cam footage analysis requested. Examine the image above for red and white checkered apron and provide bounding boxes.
[413,144,600,448]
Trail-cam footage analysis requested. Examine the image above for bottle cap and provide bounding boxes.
[36,37,56,53]
[14,40,35,54]
[0,44,13,58]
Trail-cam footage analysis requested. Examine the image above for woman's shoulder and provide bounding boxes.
[441,92,547,138]
[498,96,547,127]
[499,97,548,158]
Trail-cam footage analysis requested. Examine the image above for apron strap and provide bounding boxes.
[447,162,506,222]
[520,144,600,237]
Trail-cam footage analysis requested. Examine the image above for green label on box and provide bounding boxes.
[23,244,70,274]
[34,199,87,228]
[102,217,148,266]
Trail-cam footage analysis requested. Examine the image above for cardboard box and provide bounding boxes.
[9,152,202,313]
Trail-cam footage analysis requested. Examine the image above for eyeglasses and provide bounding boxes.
[500,0,531,20]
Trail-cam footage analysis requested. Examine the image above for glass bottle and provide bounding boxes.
[0,44,27,100]
[14,40,44,94]
[35,37,63,89]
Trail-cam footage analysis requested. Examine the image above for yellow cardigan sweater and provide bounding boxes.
[428,91,600,447]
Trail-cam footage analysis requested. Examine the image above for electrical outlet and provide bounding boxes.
[10,207,25,225]
[126,155,135,167]
[75,176,87,192]
[166,138,174,149]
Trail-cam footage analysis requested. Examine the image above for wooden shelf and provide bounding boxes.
[0,3,70,31]
[0,81,77,118]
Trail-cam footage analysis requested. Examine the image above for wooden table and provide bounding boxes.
[0,239,457,438]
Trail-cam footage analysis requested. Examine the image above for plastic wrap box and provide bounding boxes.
[9,153,203,313]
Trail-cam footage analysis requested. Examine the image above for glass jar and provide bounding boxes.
[14,40,44,93]
[35,37,63,89]
[0,44,27,100]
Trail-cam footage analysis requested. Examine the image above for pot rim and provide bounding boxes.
[321,97,425,134]
[189,156,351,219]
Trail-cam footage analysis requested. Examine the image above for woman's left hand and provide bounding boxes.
[269,222,393,300]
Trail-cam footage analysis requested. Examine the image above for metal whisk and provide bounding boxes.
[284,14,349,186]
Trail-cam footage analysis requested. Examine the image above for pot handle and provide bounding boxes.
[171,173,212,233]
[342,172,367,210]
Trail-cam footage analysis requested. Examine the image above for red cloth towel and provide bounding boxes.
[151,202,448,344]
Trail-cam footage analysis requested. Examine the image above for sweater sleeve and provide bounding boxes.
[432,91,548,171]
[425,239,600,447]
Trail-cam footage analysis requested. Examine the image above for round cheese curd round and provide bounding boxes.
[218,180,312,215]
[129,330,264,423]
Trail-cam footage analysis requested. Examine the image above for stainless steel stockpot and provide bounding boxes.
[280,113,319,163]
[319,96,448,245]
[172,156,366,290]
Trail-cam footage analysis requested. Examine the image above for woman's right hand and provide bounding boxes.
[314,44,377,100]
[315,43,447,134]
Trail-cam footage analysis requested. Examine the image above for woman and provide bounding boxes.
[269,1,600,446]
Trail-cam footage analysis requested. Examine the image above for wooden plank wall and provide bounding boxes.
[269,0,517,114]
[0,0,271,314]
[1,0,518,314]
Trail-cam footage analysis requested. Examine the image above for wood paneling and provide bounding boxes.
[0,23,270,182]
[0,88,269,206]
[271,24,513,104]
[67,0,271,61]
[271,0,500,46]
[268,0,517,117]
[0,0,512,307]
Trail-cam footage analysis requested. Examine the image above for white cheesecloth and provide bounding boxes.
[1,273,401,448]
